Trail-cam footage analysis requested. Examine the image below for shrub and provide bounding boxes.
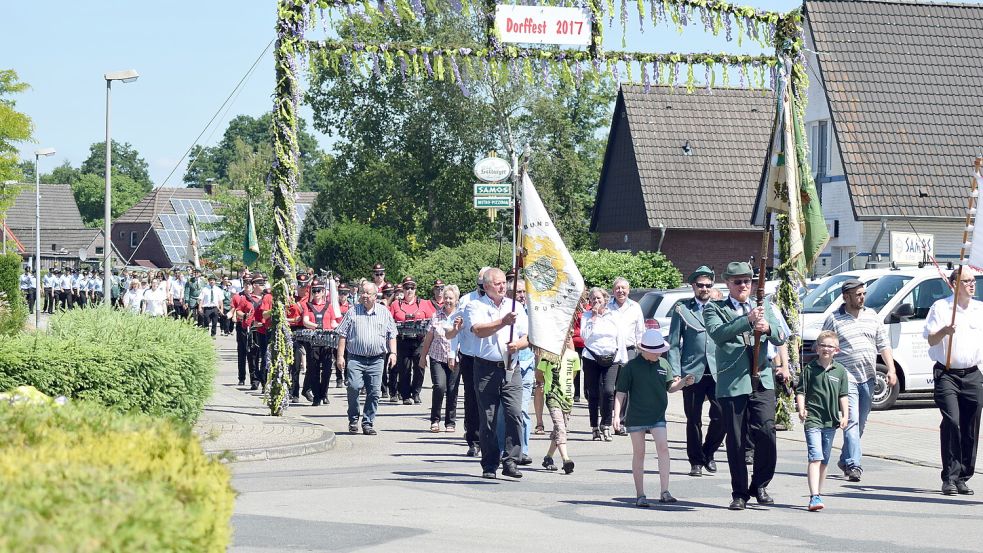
[0,400,234,552]
[0,307,216,425]
[401,240,507,298]
[306,220,406,282]
[0,252,27,335]
[572,249,682,290]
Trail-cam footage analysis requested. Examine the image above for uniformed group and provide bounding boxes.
[19,267,104,313]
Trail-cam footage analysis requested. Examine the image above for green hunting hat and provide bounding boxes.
[722,261,754,278]
[688,265,715,283]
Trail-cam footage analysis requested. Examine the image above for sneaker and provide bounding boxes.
[808,495,824,511]
[402,398,414,405]
[348,422,359,433]
[659,491,677,504]
[466,445,480,457]
[635,495,650,508]
[381,389,389,399]
[389,396,400,404]
[956,481,975,495]
[615,426,628,436]
[362,425,377,436]
[542,456,558,471]
[846,466,863,482]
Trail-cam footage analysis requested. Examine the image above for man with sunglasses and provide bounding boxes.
[669,265,724,478]
[822,278,896,483]
[924,266,983,496]
[704,261,788,510]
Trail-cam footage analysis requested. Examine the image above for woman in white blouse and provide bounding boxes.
[122,279,144,313]
[419,285,464,433]
[142,278,168,317]
[580,286,627,442]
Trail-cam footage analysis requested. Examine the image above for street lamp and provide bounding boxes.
[34,148,56,328]
[103,69,139,305]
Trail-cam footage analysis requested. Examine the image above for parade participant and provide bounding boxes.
[123,278,143,313]
[465,267,529,479]
[19,269,34,314]
[336,281,398,435]
[421,279,446,313]
[142,278,168,317]
[333,282,353,388]
[185,268,204,325]
[303,279,343,406]
[668,265,724,477]
[198,275,224,337]
[498,277,535,465]
[168,269,187,319]
[703,261,789,510]
[389,276,436,405]
[69,269,80,309]
[924,266,983,496]
[371,262,388,293]
[419,285,463,432]
[581,287,627,442]
[79,270,92,308]
[230,278,253,386]
[822,278,896,483]
[58,268,72,310]
[288,273,310,401]
[42,268,54,314]
[458,267,491,457]
[608,277,646,435]
[89,270,102,304]
[571,294,588,402]
[538,293,588,434]
[614,329,693,507]
[242,275,273,392]
[540,334,581,475]
[796,330,850,512]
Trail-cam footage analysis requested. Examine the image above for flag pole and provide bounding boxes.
[944,157,982,369]
[752,210,772,377]
[506,147,525,367]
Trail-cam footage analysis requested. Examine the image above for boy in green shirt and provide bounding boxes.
[796,330,850,511]
[539,335,581,474]
[613,329,693,507]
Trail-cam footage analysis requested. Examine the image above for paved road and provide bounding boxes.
[228,375,983,552]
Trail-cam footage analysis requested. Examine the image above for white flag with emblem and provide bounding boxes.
[187,212,201,269]
[520,172,585,360]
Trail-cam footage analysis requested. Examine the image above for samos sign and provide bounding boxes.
[473,156,512,183]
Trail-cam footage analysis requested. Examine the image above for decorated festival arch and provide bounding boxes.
[266,0,824,422]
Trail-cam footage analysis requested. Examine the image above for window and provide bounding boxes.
[95,247,104,255]
[130,232,138,248]
[811,120,829,178]
[901,278,950,320]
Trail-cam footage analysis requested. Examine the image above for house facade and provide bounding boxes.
[802,0,981,274]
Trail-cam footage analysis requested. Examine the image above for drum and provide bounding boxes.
[397,320,429,339]
[310,330,340,349]
[292,328,315,344]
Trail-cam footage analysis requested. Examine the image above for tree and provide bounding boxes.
[0,70,33,213]
[183,113,326,192]
[572,249,682,290]
[306,221,405,282]
[71,173,146,228]
[80,140,153,188]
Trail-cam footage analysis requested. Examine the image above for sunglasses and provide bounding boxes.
[404,285,416,290]
[729,279,752,286]
[374,271,385,276]
[693,283,713,289]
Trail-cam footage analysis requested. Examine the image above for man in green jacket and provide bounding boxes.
[668,265,724,478]
[184,268,204,326]
[703,261,789,511]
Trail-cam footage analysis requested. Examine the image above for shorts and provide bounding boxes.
[626,421,666,434]
[548,407,571,445]
[804,427,837,464]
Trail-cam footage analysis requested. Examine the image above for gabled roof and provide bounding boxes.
[5,184,85,229]
[2,223,26,253]
[805,0,983,220]
[9,227,103,256]
[595,85,774,230]
[116,187,318,229]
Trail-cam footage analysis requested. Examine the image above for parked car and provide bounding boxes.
[799,268,910,347]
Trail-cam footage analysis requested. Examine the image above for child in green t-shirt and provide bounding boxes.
[613,329,693,507]
[795,330,850,512]
[538,335,581,474]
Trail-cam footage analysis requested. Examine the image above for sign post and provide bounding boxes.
[473,152,513,220]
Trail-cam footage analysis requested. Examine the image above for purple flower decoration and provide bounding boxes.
[450,0,462,14]
[701,7,711,34]
[642,61,651,93]
[574,60,583,83]
[739,64,747,88]
[678,4,687,27]
[399,55,408,79]
[671,61,680,86]
[724,13,733,41]
[423,51,433,77]
[372,52,382,79]
[451,56,469,96]
[341,53,352,72]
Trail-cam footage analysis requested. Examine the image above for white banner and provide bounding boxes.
[968,172,983,269]
[521,173,585,358]
[495,5,591,46]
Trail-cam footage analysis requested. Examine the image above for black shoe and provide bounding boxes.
[542,456,558,471]
[754,488,774,505]
[238,379,245,386]
[943,483,958,495]
[615,426,628,436]
[689,464,703,477]
[348,423,359,433]
[501,463,523,479]
[413,394,422,405]
[956,481,974,495]
[562,460,575,475]
[303,390,314,402]
[728,497,746,510]
[704,459,717,473]
[518,454,533,466]
[362,425,377,435]
[466,445,480,457]
[312,399,322,407]
[402,398,414,405]
[573,396,581,403]
[847,466,862,482]
[250,382,259,391]
[482,471,497,479]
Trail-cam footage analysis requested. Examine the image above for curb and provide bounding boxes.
[205,427,337,462]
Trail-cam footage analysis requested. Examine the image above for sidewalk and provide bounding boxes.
[194,333,336,462]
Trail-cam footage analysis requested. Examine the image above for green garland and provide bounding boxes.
[268,0,305,416]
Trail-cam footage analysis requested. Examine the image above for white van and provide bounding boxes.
[799,268,903,344]
[821,267,983,410]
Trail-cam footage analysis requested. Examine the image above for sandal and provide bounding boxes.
[636,495,650,508]
[430,423,440,433]
[534,424,545,435]
[542,456,558,471]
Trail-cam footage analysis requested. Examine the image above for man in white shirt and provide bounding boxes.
[42,270,55,313]
[465,267,529,479]
[198,275,224,337]
[19,270,34,314]
[924,266,983,496]
[58,270,72,310]
[168,270,187,319]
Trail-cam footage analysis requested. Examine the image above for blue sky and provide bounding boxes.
[7,0,803,187]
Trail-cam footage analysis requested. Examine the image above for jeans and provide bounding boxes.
[805,427,838,464]
[347,354,384,427]
[497,363,534,455]
[429,359,460,425]
[839,378,875,469]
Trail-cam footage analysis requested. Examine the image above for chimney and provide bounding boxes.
[204,178,215,195]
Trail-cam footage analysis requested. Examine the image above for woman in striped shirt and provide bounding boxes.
[419,285,464,433]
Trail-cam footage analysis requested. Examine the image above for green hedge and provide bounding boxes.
[0,400,234,552]
[572,249,682,290]
[0,307,216,425]
[306,220,407,281]
[0,252,27,336]
[401,240,506,298]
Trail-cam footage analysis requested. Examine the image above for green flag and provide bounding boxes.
[242,202,259,267]
[791,92,830,273]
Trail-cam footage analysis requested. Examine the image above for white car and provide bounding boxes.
[799,268,906,345]
[639,281,780,338]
